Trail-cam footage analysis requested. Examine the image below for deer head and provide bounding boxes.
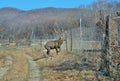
[53,27,65,39]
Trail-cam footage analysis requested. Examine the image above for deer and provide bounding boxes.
[33,34,64,61]
[44,28,65,57]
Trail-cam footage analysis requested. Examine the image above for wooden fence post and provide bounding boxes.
[70,29,73,51]
[65,31,68,51]
[40,37,42,47]
[104,15,110,76]
[98,15,110,76]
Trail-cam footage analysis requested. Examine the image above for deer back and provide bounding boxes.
[44,39,59,49]
[44,35,65,49]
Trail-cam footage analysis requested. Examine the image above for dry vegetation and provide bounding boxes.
[0,46,120,81]
[25,46,101,81]
[0,47,29,81]
[24,46,120,81]
[0,51,6,68]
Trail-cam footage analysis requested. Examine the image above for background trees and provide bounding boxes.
[0,0,120,39]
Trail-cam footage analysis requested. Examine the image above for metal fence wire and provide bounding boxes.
[61,26,101,52]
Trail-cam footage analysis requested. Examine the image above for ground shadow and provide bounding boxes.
[53,59,96,71]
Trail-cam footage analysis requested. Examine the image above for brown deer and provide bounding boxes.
[44,28,65,56]
[33,35,64,61]
[44,35,65,56]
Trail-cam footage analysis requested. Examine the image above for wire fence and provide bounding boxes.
[61,27,102,52]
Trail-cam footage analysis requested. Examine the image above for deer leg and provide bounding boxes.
[46,49,52,58]
[46,49,50,55]
[55,48,59,54]
[57,47,61,52]
[59,47,61,52]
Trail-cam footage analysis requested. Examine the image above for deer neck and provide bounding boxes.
[58,39,63,46]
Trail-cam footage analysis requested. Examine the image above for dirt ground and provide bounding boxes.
[24,46,101,81]
[0,46,115,81]
[0,47,28,81]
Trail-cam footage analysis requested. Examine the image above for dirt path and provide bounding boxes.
[0,55,12,79]
[0,49,29,81]
[25,54,41,81]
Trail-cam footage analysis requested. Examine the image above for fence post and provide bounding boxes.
[98,10,105,75]
[40,36,42,47]
[70,29,73,51]
[65,31,68,51]
[98,15,111,76]
[79,18,82,51]
[104,15,110,76]
[29,29,34,46]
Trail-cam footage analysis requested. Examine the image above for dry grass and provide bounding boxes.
[0,47,29,81]
[0,51,6,67]
[24,46,101,81]
[0,46,106,81]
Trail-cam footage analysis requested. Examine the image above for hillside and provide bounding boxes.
[0,7,24,22]
[0,7,95,38]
